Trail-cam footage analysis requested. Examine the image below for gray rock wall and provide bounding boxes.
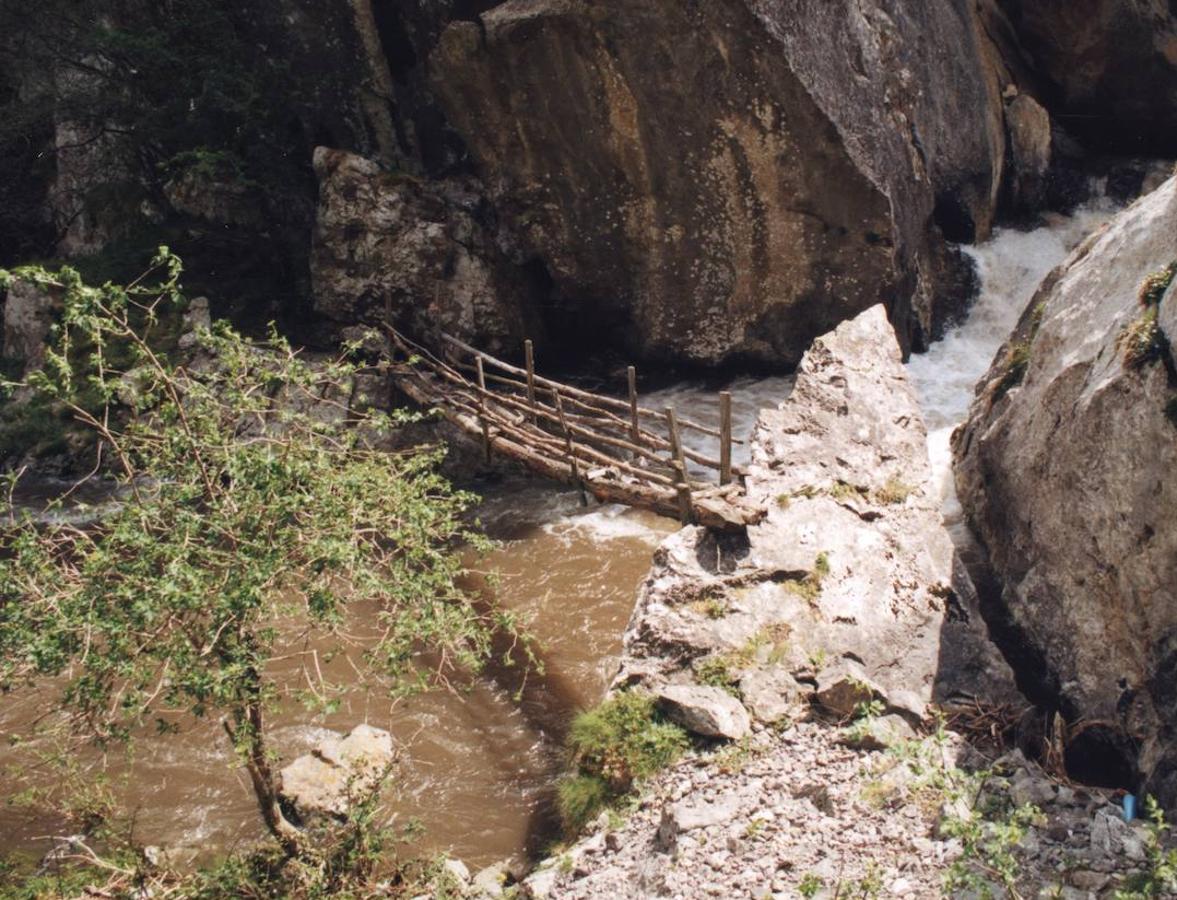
[996,0,1177,157]
[614,305,1019,731]
[954,176,1177,803]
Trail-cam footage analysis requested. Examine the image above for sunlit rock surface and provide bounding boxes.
[954,175,1177,805]
[616,304,1019,724]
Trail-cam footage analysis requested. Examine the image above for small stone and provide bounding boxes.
[278,723,394,823]
[656,794,743,850]
[472,861,510,898]
[933,797,972,840]
[814,660,881,718]
[1011,769,1057,807]
[739,667,809,724]
[1067,869,1110,891]
[442,857,471,884]
[522,866,559,899]
[838,713,916,751]
[657,684,752,740]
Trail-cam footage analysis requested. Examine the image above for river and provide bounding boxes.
[0,203,1112,872]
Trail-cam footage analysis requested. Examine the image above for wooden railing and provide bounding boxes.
[383,325,764,530]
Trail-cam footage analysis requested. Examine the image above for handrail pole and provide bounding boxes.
[524,340,538,426]
[627,366,641,461]
[719,391,733,486]
[475,356,491,464]
[556,390,589,506]
[665,406,693,524]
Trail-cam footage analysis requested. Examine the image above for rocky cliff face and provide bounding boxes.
[309,148,536,351]
[996,0,1177,157]
[614,305,1018,728]
[954,176,1177,803]
[430,0,1015,367]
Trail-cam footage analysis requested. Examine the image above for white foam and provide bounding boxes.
[907,203,1116,523]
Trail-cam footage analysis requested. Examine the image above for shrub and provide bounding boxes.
[0,251,517,870]
[557,775,612,833]
[559,691,688,831]
[1119,306,1167,369]
[1139,262,1177,308]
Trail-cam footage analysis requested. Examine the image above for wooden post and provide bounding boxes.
[665,406,693,524]
[556,390,589,506]
[627,366,641,459]
[524,340,537,426]
[475,356,491,463]
[719,391,733,486]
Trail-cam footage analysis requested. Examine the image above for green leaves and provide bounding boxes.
[0,255,507,810]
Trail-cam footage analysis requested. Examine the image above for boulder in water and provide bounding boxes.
[278,723,394,824]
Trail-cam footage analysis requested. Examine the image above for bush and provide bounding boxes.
[559,691,688,831]
[1119,306,1167,369]
[0,251,519,873]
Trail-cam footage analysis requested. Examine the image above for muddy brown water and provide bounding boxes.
[0,192,1113,874]
[0,373,790,871]
[0,480,677,870]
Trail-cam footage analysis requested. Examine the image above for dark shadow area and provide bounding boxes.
[942,536,1142,793]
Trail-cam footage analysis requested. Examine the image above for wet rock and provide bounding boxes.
[656,684,751,741]
[430,0,1008,366]
[309,147,533,355]
[954,175,1177,806]
[278,723,393,824]
[1005,92,1054,213]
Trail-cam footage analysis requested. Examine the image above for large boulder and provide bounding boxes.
[996,0,1177,156]
[617,305,1020,721]
[309,147,537,354]
[954,176,1177,804]
[2,277,57,374]
[429,0,1009,367]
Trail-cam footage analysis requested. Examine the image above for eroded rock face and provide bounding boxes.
[997,0,1177,156]
[954,176,1177,804]
[430,0,1009,366]
[616,304,1019,727]
[310,147,535,354]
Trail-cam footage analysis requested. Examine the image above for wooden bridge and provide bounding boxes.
[383,327,766,531]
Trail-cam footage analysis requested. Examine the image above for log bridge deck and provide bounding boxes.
[383,326,766,531]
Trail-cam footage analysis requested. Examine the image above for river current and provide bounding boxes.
[0,202,1113,870]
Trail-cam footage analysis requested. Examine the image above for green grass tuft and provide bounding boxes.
[993,341,1032,400]
[1118,306,1167,369]
[1139,262,1177,308]
[559,691,689,832]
